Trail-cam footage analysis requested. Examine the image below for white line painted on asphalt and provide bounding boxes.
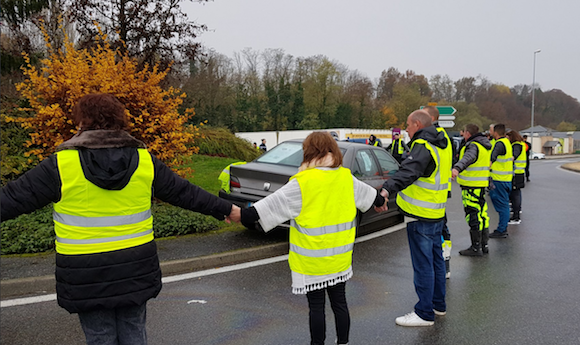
[187,299,208,304]
[1,220,408,307]
[0,293,57,308]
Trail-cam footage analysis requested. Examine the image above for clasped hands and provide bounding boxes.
[374,189,389,213]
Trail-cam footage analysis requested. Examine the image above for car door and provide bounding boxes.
[371,148,400,212]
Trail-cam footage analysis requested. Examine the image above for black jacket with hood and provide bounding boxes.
[381,125,448,222]
[1,130,233,313]
[452,132,492,186]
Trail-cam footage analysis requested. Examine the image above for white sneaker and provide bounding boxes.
[445,271,451,279]
[434,309,446,316]
[508,219,521,225]
[395,312,434,326]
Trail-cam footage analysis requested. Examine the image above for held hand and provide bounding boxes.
[374,204,389,213]
[226,205,241,224]
[380,188,389,199]
[451,168,459,180]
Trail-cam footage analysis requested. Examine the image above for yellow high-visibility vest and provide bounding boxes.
[491,137,514,182]
[218,162,247,193]
[513,141,527,174]
[396,139,449,220]
[391,138,404,154]
[53,149,154,255]
[457,141,491,187]
[436,127,453,192]
[288,167,356,276]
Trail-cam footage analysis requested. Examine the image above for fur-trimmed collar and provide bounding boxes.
[56,130,146,151]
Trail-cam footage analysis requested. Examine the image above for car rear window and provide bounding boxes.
[256,142,347,167]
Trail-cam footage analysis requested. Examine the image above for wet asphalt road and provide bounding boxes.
[1,158,579,344]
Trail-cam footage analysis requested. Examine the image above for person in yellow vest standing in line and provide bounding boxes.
[423,106,454,279]
[506,130,527,225]
[451,124,493,256]
[218,161,247,194]
[240,131,388,345]
[380,110,450,326]
[0,94,241,345]
[488,124,514,238]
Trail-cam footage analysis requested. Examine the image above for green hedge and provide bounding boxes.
[0,202,223,255]
[196,127,262,162]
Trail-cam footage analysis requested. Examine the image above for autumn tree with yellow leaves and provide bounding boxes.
[14,27,200,171]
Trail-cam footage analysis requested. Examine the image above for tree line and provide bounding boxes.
[2,0,580,133]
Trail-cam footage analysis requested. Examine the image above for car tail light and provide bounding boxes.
[230,176,241,189]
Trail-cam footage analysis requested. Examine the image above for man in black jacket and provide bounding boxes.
[386,132,409,163]
[1,94,241,345]
[380,110,449,327]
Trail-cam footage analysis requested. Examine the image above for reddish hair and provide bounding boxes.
[506,130,524,143]
[72,93,128,131]
[302,131,342,167]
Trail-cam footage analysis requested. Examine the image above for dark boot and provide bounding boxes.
[459,230,483,256]
[481,228,489,254]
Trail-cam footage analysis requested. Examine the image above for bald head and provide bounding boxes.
[423,106,440,121]
[406,110,432,138]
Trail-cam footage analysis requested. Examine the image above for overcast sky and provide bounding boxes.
[185,0,580,102]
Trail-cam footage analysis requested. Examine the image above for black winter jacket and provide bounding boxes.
[1,130,233,313]
[381,125,448,222]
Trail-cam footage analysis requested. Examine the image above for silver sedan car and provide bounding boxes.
[219,139,404,234]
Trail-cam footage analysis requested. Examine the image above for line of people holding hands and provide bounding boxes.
[0,93,526,345]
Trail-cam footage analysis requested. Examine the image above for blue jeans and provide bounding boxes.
[78,303,147,345]
[489,180,512,233]
[406,220,446,321]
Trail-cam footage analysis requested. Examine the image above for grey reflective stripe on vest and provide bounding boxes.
[290,219,356,237]
[415,180,449,191]
[290,243,354,257]
[496,158,512,163]
[515,159,526,164]
[459,176,489,181]
[56,228,153,245]
[465,166,490,171]
[491,170,514,175]
[53,209,152,227]
[399,192,446,210]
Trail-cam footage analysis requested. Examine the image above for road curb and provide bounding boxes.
[0,242,290,300]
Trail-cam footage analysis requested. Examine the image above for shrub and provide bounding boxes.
[152,202,221,238]
[15,25,200,173]
[196,127,263,162]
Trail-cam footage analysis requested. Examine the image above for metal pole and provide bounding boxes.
[530,49,541,151]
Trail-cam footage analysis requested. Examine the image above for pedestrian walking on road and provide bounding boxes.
[451,124,492,256]
[488,124,514,238]
[506,130,527,225]
[0,93,241,345]
[380,110,450,327]
[259,138,268,152]
[240,131,387,345]
[424,106,454,279]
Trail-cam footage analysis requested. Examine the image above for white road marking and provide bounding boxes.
[187,299,208,304]
[1,220,408,308]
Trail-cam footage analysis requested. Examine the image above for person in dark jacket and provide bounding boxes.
[0,93,241,345]
[451,124,492,256]
[523,135,531,181]
[506,130,527,224]
[380,110,449,327]
[386,132,409,163]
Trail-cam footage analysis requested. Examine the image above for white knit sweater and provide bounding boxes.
[253,166,378,294]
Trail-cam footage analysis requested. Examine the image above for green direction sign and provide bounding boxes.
[420,105,457,116]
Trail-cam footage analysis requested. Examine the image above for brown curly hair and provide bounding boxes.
[72,93,128,131]
[302,131,342,168]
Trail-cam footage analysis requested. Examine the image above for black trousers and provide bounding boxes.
[306,282,350,345]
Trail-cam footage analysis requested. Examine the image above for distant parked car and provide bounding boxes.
[219,139,404,235]
[530,151,546,159]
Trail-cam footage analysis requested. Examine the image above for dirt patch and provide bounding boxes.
[561,161,580,172]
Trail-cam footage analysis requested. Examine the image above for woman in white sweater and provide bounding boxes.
[241,131,387,345]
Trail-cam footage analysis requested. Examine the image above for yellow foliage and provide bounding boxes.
[16,25,199,175]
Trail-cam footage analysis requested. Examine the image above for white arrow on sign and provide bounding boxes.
[439,115,456,121]
[439,120,455,128]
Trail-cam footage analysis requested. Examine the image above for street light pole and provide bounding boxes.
[530,49,541,151]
